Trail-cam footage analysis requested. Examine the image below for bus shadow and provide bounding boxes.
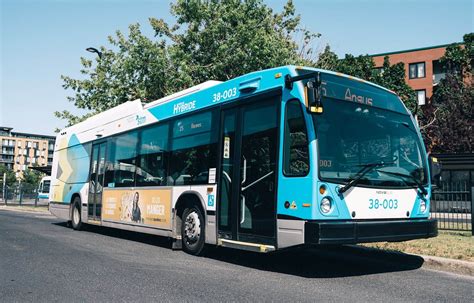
[52,222,172,249]
[52,222,424,278]
[202,245,424,278]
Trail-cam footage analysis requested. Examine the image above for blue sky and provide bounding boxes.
[1,0,472,135]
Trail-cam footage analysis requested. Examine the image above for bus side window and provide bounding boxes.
[168,110,218,185]
[108,132,139,188]
[283,100,309,176]
[136,123,169,187]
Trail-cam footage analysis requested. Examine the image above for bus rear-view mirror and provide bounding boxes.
[306,75,323,114]
[429,156,442,188]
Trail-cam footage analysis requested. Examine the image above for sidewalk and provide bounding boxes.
[0,204,49,213]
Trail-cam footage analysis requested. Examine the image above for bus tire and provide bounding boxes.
[71,197,83,231]
[181,205,205,256]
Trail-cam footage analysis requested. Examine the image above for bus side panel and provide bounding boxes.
[50,135,91,220]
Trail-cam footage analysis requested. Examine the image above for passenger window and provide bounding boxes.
[284,100,309,176]
[168,110,218,185]
[136,124,169,186]
[106,132,139,187]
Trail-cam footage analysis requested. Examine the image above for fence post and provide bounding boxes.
[471,186,474,237]
[4,187,7,205]
[19,183,22,206]
[2,172,5,205]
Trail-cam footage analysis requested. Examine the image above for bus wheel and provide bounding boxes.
[182,205,205,256]
[71,197,83,231]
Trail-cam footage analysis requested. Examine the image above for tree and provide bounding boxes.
[21,168,43,187]
[58,0,318,127]
[420,33,473,154]
[0,165,17,187]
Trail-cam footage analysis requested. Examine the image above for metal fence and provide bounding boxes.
[430,182,473,234]
[0,183,48,207]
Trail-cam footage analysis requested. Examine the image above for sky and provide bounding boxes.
[1,0,472,136]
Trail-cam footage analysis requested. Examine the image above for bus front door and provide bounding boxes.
[217,98,279,246]
[88,142,106,222]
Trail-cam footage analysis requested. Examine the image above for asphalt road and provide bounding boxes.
[0,210,472,302]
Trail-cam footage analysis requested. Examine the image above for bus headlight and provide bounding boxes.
[320,197,332,214]
[420,200,427,213]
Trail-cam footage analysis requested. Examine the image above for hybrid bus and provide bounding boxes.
[49,66,437,255]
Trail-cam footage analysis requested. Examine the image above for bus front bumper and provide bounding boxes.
[305,219,438,245]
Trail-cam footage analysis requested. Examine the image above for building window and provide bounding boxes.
[374,67,384,75]
[409,62,425,79]
[27,141,32,148]
[17,141,22,147]
[416,89,426,106]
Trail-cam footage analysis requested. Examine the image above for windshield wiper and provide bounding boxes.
[376,170,428,195]
[337,161,393,194]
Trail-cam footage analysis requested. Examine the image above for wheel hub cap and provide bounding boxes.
[73,207,80,224]
[184,211,201,243]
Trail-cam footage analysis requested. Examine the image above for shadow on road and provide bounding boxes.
[53,222,424,278]
[203,245,424,278]
[53,222,172,249]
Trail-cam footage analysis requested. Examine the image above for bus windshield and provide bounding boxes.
[42,180,51,193]
[314,99,428,188]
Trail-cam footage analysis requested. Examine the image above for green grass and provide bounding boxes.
[364,230,474,262]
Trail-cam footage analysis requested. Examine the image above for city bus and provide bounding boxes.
[37,176,51,201]
[49,65,437,255]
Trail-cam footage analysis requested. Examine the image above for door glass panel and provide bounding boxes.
[239,102,278,237]
[88,145,99,217]
[95,143,106,217]
[218,110,236,232]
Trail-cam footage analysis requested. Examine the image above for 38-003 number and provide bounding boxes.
[368,198,398,210]
[212,88,237,102]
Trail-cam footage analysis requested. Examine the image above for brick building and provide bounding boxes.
[0,126,55,179]
[371,43,456,107]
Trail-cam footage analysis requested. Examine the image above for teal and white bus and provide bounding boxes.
[49,66,437,255]
[37,176,51,201]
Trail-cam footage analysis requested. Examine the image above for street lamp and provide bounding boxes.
[86,47,102,59]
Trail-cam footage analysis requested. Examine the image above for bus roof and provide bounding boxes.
[55,65,403,149]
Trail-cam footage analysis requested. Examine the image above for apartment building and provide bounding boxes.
[0,126,55,179]
[371,43,456,107]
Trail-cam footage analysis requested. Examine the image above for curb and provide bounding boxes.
[353,244,474,277]
[421,254,474,277]
[0,205,50,214]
